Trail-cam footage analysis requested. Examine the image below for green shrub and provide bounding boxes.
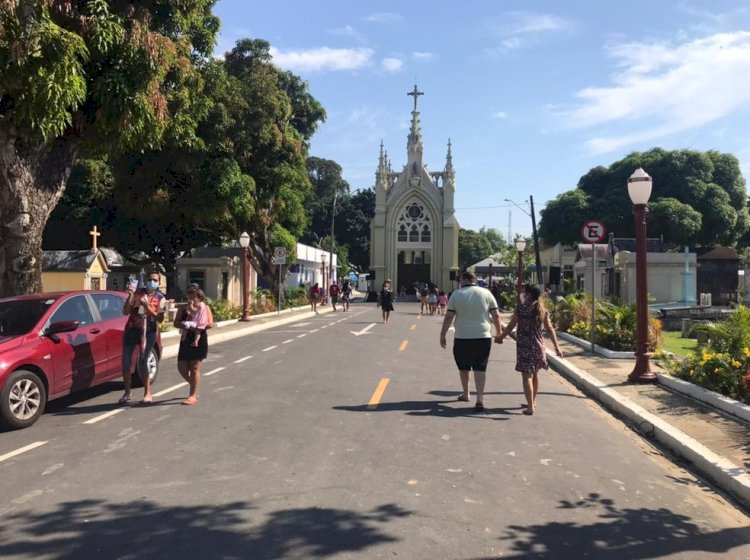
[206,298,242,321]
[666,347,750,404]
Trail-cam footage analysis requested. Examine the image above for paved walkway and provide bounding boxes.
[499,311,749,511]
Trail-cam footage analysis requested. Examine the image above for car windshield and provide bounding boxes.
[0,298,57,336]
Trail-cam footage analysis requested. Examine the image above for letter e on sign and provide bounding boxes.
[580,220,607,244]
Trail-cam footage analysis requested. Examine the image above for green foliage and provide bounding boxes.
[538,148,749,248]
[285,287,308,307]
[458,228,493,270]
[666,348,750,404]
[689,307,750,357]
[206,298,241,322]
[478,227,506,253]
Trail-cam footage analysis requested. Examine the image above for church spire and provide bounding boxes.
[406,84,424,158]
[378,140,386,172]
[445,138,454,178]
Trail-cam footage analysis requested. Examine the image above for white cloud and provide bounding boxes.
[269,46,373,72]
[485,12,574,55]
[363,12,402,24]
[562,31,750,154]
[492,111,508,120]
[412,51,435,61]
[382,57,404,72]
[328,25,367,43]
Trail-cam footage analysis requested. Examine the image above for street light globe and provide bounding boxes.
[239,231,250,249]
[628,168,652,205]
[515,235,527,253]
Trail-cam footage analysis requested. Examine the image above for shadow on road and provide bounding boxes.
[0,499,411,559]
[468,493,750,560]
[334,398,513,419]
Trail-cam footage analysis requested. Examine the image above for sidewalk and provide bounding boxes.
[502,314,750,511]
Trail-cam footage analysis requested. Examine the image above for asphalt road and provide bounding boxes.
[0,302,748,559]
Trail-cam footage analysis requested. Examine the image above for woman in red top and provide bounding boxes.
[309,283,321,314]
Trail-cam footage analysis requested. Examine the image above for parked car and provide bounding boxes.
[0,291,162,429]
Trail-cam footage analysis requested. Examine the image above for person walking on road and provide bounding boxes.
[329,280,340,312]
[439,271,503,411]
[341,280,352,312]
[309,283,321,314]
[378,280,394,324]
[120,271,166,405]
[497,284,563,415]
[175,287,210,405]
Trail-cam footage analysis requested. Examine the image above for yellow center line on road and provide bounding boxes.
[399,340,409,352]
[410,324,416,331]
[367,378,390,409]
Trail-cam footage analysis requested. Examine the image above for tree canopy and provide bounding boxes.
[538,149,749,249]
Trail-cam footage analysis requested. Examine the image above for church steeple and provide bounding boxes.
[444,139,455,211]
[445,138,454,180]
[406,84,424,170]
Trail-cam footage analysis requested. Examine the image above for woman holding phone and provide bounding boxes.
[120,272,166,404]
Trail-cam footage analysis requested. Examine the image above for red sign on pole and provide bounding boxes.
[580,220,607,244]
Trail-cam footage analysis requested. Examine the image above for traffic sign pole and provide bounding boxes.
[581,220,607,355]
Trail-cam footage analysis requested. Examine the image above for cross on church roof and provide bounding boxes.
[407,84,424,112]
[89,225,101,252]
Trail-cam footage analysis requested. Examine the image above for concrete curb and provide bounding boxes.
[160,307,333,361]
[547,350,750,510]
[657,373,750,425]
[556,331,634,359]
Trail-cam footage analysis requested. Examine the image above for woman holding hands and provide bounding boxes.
[497,284,563,416]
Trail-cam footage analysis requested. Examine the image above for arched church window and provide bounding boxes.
[409,225,419,242]
[397,200,432,245]
[421,225,431,242]
[398,225,407,242]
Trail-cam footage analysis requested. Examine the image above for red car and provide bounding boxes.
[0,290,162,429]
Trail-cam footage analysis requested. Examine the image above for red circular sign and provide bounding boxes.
[580,220,607,244]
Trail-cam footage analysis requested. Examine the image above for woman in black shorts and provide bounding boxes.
[175,287,209,405]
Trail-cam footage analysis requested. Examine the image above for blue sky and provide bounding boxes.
[213,1,750,239]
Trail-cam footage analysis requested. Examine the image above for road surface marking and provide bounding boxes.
[153,381,189,398]
[417,314,422,320]
[83,408,127,425]
[282,339,294,344]
[203,366,226,377]
[297,333,307,338]
[293,322,311,327]
[367,378,390,409]
[320,325,328,329]
[262,345,277,352]
[350,323,376,337]
[399,340,409,352]
[410,324,416,331]
[0,441,47,463]
[310,329,319,333]
[234,356,253,363]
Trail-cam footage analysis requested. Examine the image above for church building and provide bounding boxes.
[369,86,460,291]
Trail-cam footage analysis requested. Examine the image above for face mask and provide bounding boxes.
[147,280,159,291]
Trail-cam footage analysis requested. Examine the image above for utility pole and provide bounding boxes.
[529,196,543,288]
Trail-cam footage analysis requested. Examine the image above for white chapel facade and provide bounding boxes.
[369,86,460,291]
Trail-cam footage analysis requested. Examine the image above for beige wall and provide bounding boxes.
[42,272,85,292]
[175,256,254,307]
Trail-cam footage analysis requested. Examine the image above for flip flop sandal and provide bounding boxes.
[118,395,131,404]
[475,403,485,411]
[457,395,470,402]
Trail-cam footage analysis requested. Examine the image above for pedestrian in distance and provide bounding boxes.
[439,271,504,411]
[329,280,340,312]
[175,287,210,405]
[120,271,166,405]
[438,290,448,315]
[496,284,563,416]
[341,280,352,312]
[419,282,429,315]
[378,279,395,324]
[309,283,320,314]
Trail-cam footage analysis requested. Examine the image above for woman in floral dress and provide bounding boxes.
[497,284,563,415]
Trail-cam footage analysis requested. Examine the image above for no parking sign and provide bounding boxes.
[580,220,607,244]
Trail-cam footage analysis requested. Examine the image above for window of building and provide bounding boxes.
[188,271,205,289]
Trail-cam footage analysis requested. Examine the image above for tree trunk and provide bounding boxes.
[0,132,79,296]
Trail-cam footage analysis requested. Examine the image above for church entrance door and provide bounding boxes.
[397,250,430,293]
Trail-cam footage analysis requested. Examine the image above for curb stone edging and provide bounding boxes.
[546,350,750,511]
[657,373,750,425]
[557,331,634,359]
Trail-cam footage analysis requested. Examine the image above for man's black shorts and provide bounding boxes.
[453,338,492,372]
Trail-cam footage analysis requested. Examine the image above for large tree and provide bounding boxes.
[538,149,749,249]
[458,228,493,271]
[0,0,218,296]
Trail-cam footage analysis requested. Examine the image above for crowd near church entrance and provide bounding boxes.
[369,86,459,291]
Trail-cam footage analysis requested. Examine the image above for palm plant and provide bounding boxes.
[690,306,750,355]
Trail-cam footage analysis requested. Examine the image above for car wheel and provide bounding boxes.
[131,347,159,387]
[0,370,47,430]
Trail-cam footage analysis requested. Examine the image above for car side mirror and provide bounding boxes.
[46,320,79,338]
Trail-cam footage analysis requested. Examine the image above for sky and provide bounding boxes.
[213,1,750,239]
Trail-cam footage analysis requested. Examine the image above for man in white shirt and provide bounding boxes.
[439,271,504,411]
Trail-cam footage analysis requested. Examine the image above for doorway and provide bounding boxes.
[397,250,430,292]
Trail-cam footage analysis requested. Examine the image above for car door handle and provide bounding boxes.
[89,328,101,334]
